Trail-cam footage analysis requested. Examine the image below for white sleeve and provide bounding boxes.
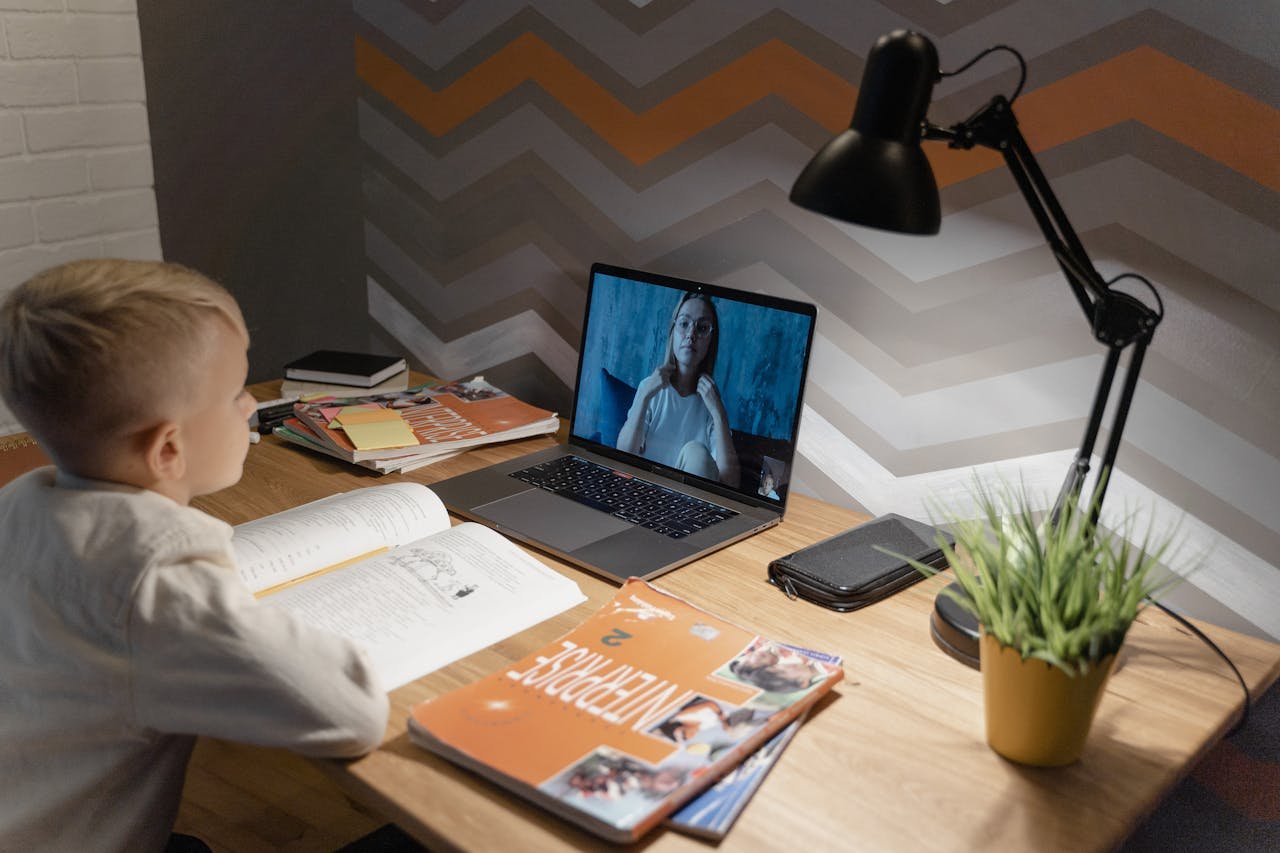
[127,557,389,758]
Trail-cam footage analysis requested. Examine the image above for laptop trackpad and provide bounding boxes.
[477,489,631,552]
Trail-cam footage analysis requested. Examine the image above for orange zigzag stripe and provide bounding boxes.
[355,34,852,164]
[356,36,1279,191]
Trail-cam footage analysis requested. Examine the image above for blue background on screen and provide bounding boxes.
[573,273,812,445]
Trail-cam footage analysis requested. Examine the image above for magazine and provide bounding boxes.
[274,418,461,474]
[407,579,843,843]
[232,483,585,688]
[664,645,836,839]
[278,376,559,468]
[666,717,803,838]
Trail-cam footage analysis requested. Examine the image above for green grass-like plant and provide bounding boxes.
[893,478,1180,677]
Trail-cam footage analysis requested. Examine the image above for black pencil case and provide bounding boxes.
[767,513,953,612]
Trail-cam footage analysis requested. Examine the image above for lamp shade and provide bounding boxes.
[789,30,942,235]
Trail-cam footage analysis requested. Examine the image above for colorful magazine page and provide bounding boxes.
[407,579,843,844]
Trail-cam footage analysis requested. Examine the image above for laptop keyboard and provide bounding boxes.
[510,455,738,540]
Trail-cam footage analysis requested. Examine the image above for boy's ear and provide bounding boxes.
[140,420,186,483]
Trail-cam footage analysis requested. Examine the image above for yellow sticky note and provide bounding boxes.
[321,403,380,425]
[334,407,402,426]
[342,417,420,450]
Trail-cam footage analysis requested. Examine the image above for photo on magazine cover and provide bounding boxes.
[714,637,842,708]
[666,717,804,838]
[540,746,700,830]
[645,695,769,760]
[536,640,832,830]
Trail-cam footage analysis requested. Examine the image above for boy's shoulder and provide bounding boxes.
[0,468,233,573]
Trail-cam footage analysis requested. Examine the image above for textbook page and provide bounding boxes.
[260,521,586,688]
[232,483,450,594]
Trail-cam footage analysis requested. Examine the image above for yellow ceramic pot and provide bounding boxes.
[980,631,1117,766]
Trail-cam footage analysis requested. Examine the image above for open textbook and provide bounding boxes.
[231,483,586,689]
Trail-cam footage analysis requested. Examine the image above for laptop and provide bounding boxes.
[430,262,818,583]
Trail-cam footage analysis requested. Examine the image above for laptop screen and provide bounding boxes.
[570,263,817,508]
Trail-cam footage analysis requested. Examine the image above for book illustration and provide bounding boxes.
[385,545,478,602]
[408,579,843,843]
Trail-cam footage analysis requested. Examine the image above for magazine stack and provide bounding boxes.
[274,376,559,474]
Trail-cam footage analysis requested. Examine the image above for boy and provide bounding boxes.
[0,260,389,851]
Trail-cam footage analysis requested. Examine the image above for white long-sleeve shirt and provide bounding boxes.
[0,468,390,852]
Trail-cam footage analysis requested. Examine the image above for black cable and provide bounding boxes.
[940,45,1028,102]
[1145,596,1251,738]
[1106,272,1165,320]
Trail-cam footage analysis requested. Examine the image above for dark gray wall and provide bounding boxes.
[138,1,375,384]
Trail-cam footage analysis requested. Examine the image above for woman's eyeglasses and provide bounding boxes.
[673,316,715,338]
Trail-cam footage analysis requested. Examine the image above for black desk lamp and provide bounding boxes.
[789,30,1163,666]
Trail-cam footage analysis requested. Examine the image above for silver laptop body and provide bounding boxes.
[430,263,818,583]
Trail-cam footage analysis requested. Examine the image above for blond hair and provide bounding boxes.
[0,259,247,468]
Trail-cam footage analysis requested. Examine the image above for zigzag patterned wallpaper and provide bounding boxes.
[353,1,1280,641]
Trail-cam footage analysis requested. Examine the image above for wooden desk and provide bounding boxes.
[196,383,1280,852]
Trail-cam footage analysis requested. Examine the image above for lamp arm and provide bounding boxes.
[924,96,1109,329]
[924,95,1162,526]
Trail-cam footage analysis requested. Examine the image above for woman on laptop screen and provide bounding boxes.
[615,292,740,487]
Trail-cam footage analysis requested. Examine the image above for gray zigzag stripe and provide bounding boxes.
[359,93,1276,260]
[364,223,584,336]
[361,157,625,281]
[660,234,1280,484]
[362,120,1278,318]
[366,197,1277,476]
[356,1,1276,94]
[366,195,1280,470]
[362,154,1279,438]
[358,87,835,183]
[711,254,1279,458]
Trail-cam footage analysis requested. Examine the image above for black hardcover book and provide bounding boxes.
[283,350,407,388]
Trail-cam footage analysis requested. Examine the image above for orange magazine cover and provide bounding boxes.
[288,376,558,462]
[407,578,843,844]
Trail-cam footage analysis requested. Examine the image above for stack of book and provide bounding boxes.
[274,376,559,474]
[282,350,410,396]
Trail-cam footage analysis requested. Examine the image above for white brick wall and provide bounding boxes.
[0,0,157,434]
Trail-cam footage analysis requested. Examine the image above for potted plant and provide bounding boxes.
[896,478,1179,766]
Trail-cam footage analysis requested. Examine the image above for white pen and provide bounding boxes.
[255,395,300,410]
[248,431,261,445]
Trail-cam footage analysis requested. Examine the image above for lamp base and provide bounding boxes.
[930,581,980,669]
